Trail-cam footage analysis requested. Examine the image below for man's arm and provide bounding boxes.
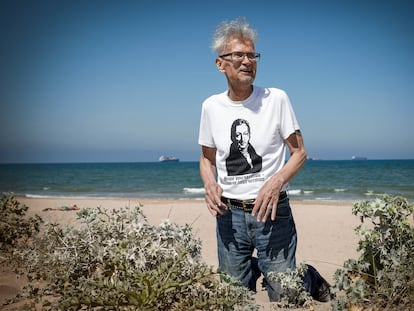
[253,130,307,222]
[200,145,227,216]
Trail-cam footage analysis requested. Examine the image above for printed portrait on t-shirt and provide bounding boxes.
[225,119,263,176]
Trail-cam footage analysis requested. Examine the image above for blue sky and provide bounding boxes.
[1,0,413,163]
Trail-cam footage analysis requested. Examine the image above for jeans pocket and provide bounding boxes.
[216,206,231,218]
[275,198,292,219]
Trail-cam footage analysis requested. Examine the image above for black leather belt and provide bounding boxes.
[221,191,287,212]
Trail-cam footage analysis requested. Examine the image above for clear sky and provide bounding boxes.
[1,0,413,163]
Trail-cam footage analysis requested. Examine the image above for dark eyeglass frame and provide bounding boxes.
[219,52,261,62]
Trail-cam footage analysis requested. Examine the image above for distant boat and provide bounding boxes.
[352,156,367,160]
[159,156,179,162]
[307,157,320,161]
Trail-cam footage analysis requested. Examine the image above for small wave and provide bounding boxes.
[316,197,334,201]
[288,189,301,195]
[183,187,205,194]
[365,190,375,196]
[24,193,106,199]
[364,190,388,197]
[25,194,55,198]
[303,190,314,195]
[334,188,347,192]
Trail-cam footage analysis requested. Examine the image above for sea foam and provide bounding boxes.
[183,188,205,194]
[288,189,301,195]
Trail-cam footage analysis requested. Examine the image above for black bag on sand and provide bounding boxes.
[302,264,334,302]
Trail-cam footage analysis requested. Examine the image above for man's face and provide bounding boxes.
[235,123,250,149]
[216,37,257,87]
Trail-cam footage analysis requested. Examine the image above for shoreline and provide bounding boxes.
[2,196,361,310]
[18,194,359,204]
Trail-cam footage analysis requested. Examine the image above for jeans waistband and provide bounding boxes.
[221,191,287,213]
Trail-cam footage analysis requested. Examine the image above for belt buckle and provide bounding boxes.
[241,199,255,212]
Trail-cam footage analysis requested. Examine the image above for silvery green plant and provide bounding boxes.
[332,195,414,310]
[10,203,258,310]
[267,263,313,308]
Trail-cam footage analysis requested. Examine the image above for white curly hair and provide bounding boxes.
[211,17,258,54]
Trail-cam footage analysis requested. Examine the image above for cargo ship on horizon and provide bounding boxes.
[159,156,179,162]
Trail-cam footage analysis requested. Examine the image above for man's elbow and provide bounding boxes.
[296,146,307,166]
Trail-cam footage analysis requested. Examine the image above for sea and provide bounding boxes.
[0,160,413,203]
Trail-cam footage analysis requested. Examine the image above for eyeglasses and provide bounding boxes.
[219,52,260,62]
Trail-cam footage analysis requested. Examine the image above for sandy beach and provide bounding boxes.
[1,197,361,310]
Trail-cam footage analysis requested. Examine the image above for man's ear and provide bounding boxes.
[215,58,225,73]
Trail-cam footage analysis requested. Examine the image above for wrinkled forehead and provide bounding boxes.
[223,36,255,52]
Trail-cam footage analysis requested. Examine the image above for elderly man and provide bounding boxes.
[198,17,307,301]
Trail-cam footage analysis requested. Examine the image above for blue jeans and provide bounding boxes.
[216,196,297,301]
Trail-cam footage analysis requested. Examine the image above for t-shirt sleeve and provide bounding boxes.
[198,101,215,148]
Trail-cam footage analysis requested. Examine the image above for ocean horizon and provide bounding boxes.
[1,159,413,202]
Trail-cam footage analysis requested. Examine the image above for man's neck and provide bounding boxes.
[228,85,253,101]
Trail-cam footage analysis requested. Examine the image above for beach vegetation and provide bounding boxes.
[4,193,413,310]
[2,194,258,310]
[0,193,42,251]
[267,263,314,308]
[332,194,414,310]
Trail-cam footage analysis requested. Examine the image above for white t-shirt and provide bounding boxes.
[198,86,300,200]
